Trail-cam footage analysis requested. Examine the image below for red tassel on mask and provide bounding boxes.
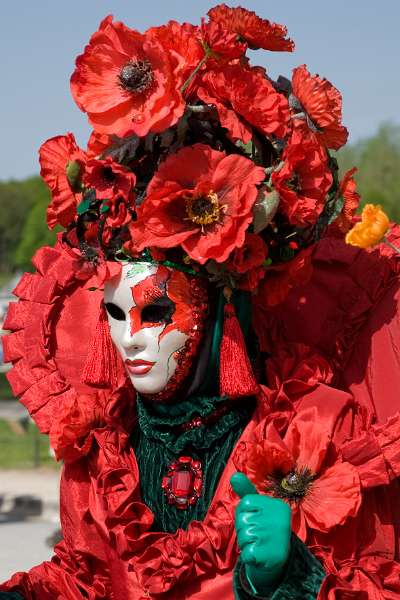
[219,300,258,398]
[81,304,118,387]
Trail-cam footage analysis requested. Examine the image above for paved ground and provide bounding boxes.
[0,521,56,581]
[0,469,61,583]
[0,469,60,509]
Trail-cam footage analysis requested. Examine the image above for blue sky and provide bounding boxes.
[1,0,399,180]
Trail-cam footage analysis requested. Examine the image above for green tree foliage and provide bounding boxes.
[337,122,400,221]
[14,191,57,272]
[0,178,36,273]
[0,177,56,275]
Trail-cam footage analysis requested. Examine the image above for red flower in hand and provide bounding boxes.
[239,407,361,541]
[128,143,265,264]
[83,156,136,202]
[272,129,333,227]
[208,4,294,52]
[291,64,348,150]
[197,65,290,143]
[39,133,87,229]
[70,16,185,138]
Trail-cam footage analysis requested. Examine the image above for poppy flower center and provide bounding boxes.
[287,172,302,193]
[185,191,221,231]
[118,59,154,95]
[267,467,314,502]
[101,166,116,183]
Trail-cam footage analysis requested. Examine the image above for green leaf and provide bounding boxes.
[100,203,110,214]
[327,196,344,225]
[77,198,92,215]
[236,140,254,156]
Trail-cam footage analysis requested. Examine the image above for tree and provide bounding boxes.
[14,193,57,272]
[0,178,36,273]
[337,122,400,221]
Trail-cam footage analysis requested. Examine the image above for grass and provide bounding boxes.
[0,272,12,288]
[0,419,60,469]
[0,372,14,400]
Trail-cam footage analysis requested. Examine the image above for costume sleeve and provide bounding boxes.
[0,461,112,599]
[233,535,325,599]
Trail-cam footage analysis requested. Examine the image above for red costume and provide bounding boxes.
[1,5,400,599]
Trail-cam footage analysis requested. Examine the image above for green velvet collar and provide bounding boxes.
[136,395,252,453]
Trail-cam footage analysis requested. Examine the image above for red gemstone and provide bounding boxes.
[171,469,194,498]
[162,457,203,509]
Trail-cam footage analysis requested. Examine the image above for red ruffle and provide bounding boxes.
[2,236,130,461]
[86,421,253,595]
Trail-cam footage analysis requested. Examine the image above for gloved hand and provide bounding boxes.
[231,472,292,595]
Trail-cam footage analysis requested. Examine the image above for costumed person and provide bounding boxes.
[1,5,400,599]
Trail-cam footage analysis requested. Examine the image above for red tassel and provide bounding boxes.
[81,305,118,387]
[219,302,258,398]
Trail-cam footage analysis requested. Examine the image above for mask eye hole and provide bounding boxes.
[105,302,126,321]
[141,297,175,324]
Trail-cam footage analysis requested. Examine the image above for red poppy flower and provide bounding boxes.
[83,156,136,202]
[239,407,361,541]
[330,168,360,235]
[70,16,186,138]
[87,131,113,158]
[272,129,333,227]
[147,21,204,89]
[291,64,348,150]
[207,4,294,52]
[227,232,267,274]
[201,19,247,63]
[226,233,268,291]
[197,65,290,143]
[39,133,87,229]
[127,143,265,264]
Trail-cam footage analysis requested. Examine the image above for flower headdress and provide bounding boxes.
[40,4,358,304]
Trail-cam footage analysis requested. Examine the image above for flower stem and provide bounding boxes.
[383,237,400,254]
[181,54,209,94]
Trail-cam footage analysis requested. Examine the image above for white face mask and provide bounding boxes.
[104,262,204,397]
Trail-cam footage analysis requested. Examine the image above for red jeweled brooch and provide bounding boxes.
[162,456,203,510]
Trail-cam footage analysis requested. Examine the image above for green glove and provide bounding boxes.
[231,472,292,595]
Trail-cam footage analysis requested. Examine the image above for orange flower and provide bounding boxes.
[345,204,390,249]
[291,64,348,150]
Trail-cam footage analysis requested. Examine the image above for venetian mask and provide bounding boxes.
[104,262,208,399]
